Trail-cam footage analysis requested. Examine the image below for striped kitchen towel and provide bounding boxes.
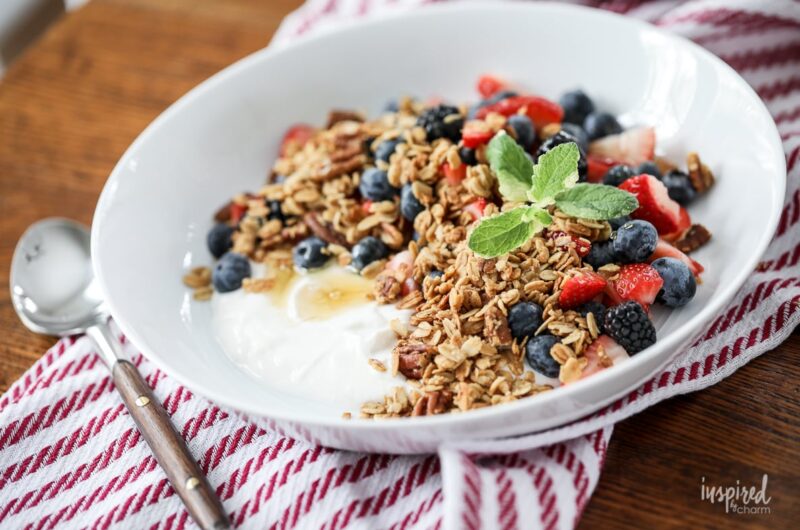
[1,1,799,528]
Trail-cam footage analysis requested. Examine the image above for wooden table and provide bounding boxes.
[0,1,797,528]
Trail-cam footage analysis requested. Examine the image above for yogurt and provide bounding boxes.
[212,265,411,409]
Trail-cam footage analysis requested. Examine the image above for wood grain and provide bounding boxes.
[0,1,797,528]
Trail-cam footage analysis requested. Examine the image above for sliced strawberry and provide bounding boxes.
[442,162,467,185]
[559,272,608,309]
[612,263,664,306]
[464,198,488,220]
[662,206,691,242]
[586,155,621,183]
[230,203,247,225]
[461,121,494,148]
[387,250,413,277]
[402,277,420,296]
[588,126,655,166]
[650,239,704,277]
[361,199,373,215]
[477,74,508,99]
[548,230,591,257]
[476,95,563,129]
[279,123,315,157]
[578,336,630,381]
[603,281,624,307]
[619,174,683,235]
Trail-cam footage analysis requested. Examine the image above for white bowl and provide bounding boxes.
[92,2,786,453]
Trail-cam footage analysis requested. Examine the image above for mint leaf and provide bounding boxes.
[467,207,546,257]
[486,131,534,202]
[554,183,639,220]
[521,206,552,225]
[528,142,580,206]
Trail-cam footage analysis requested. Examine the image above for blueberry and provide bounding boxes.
[637,161,662,178]
[374,138,403,163]
[293,236,329,270]
[508,115,535,150]
[651,257,696,307]
[212,253,251,293]
[508,302,544,340]
[525,335,561,378]
[608,216,632,230]
[612,220,658,263]
[359,168,399,201]
[412,230,421,242]
[536,131,587,180]
[272,174,287,184]
[559,90,595,126]
[266,199,285,223]
[560,123,590,152]
[578,301,606,333]
[417,104,463,142]
[401,183,425,221]
[459,146,478,166]
[603,165,635,187]
[351,236,388,270]
[383,99,400,113]
[585,239,617,269]
[207,223,234,259]
[583,111,622,141]
[604,301,656,354]
[661,170,696,205]
[428,270,444,279]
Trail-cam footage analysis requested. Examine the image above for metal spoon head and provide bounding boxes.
[10,218,106,336]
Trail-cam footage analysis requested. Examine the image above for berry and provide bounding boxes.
[477,74,509,99]
[383,99,400,113]
[207,223,234,258]
[461,121,494,148]
[279,124,315,157]
[612,263,664,306]
[650,239,704,277]
[374,138,403,163]
[559,90,595,126]
[560,123,590,152]
[508,114,536,150]
[559,272,608,309]
[584,239,617,269]
[442,161,467,185]
[293,236,329,269]
[525,335,561,378]
[662,206,692,242]
[536,131,587,180]
[428,270,444,279]
[359,168,399,201]
[637,161,662,178]
[661,170,697,205]
[651,257,697,307]
[464,198,488,220]
[602,164,635,187]
[459,146,478,166]
[588,126,655,166]
[229,202,247,225]
[417,104,463,142]
[578,301,606,333]
[604,301,656,354]
[508,302,544,340]
[583,111,622,140]
[619,174,683,234]
[401,183,425,221]
[212,253,251,293]
[266,199,285,223]
[351,236,389,270]
[608,215,632,230]
[475,95,563,129]
[581,335,629,380]
[549,230,591,257]
[586,154,620,183]
[612,220,658,263]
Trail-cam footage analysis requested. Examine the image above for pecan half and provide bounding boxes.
[484,306,512,346]
[326,109,365,128]
[312,153,368,181]
[303,212,349,247]
[687,152,714,193]
[425,390,453,415]
[674,224,712,253]
[213,201,232,223]
[395,341,433,380]
[375,273,402,304]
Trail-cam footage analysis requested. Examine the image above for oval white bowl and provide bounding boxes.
[92,2,786,453]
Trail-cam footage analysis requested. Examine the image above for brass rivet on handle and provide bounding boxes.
[135,396,150,407]
[186,477,200,490]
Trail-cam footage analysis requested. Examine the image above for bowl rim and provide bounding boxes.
[92,0,787,433]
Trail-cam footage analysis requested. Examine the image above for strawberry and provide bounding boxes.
[586,154,620,183]
[548,230,591,257]
[588,126,655,166]
[662,206,691,242]
[477,74,508,99]
[612,263,664,306]
[442,161,467,185]
[279,123,315,157]
[461,121,494,148]
[559,272,607,309]
[618,174,683,235]
[229,202,247,225]
[475,96,563,129]
[578,335,630,381]
[650,239,704,277]
[464,198,488,220]
[361,199,373,215]
[386,250,418,294]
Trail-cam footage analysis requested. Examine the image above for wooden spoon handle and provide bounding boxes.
[112,360,230,530]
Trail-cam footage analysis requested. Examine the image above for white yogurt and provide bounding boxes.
[212,265,411,409]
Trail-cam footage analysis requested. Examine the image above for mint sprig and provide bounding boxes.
[467,132,638,258]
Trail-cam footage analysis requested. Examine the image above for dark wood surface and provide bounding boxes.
[0,1,796,528]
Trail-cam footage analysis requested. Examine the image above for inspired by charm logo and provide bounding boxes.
[700,475,772,515]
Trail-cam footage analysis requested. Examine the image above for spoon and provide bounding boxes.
[10,218,230,530]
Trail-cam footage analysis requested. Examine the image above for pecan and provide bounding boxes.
[687,152,714,193]
[326,109,364,128]
[313,154,368,181]
[484,306,512,346]
[425,390,453,415]
[303,212,349,247]
[395,341,433,380]
[375,273,402,304]
[330,141,365,163]
[213,201,232,223]
[674,224,712,253]
[411,396,428,416]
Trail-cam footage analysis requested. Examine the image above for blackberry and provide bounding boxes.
[536,131,587,180]
[417,104,463,142]
[604,301,656,354]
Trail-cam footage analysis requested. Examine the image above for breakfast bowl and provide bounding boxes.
[91,2,785,453]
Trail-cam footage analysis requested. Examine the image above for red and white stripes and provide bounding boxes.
[1,1,799,528]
